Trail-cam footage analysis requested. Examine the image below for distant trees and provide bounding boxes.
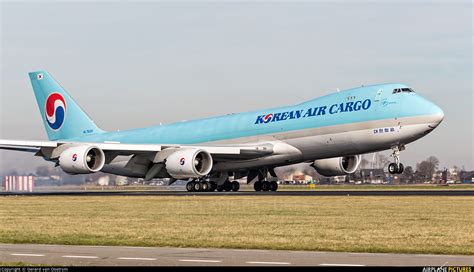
[35,166,53,177]
[360,158,370,169]
[399,166,414,183]
[404,166,414,177]
[416,156,440,182]
[375,153,390,169]
[359,153,387,169]
[34,165,85,185]
[6,169,19,176]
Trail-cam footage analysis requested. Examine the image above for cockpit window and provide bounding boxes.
[392,88,415,94]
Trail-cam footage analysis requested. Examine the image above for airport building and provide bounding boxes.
[3,176,35,192]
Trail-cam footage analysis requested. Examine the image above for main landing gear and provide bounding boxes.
[185,180,216,192]
[185,168,280,193]
[186,179,240,192]
[253,180,278,192]
[388,145,405,174]
[251,168,279,192]
[216,179,240,192]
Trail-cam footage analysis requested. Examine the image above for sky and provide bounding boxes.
[0,1,472,174]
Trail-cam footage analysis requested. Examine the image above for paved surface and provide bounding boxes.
[1,190,473,196]
[0,244,472,266]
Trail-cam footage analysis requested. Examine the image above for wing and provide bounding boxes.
[0,139,274,161]
[0,139,296,181]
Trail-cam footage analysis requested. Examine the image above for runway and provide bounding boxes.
[1,243,473,266]
[0,190,473,196]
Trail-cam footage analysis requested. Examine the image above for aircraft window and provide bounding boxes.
[393,88,415,94]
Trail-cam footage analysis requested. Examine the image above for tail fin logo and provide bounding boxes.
[45,93,67,130]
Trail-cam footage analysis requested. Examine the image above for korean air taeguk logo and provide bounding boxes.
[45,93,67,130]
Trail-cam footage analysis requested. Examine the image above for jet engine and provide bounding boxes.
[311,155,361,177]
[165,149,213,179]
[59,145,105,174]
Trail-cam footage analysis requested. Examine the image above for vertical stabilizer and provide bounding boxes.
[28,70,104,141]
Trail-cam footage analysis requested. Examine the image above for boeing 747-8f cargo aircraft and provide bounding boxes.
[0,71,444,192]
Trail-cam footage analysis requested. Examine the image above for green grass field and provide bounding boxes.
[0,195,472,255]
[278,184,474,190]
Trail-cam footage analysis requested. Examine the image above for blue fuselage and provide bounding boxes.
[69,83,443,147]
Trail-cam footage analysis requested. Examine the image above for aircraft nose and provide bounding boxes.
[409,94,445,127]
[429,102,444,125]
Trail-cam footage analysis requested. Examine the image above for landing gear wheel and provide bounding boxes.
[201,182,209,192]
[216,184,224,192]
[262,181,270,191]
[186,181,194,192]
[269,181,278,191]
[388,163,398,174]
[223,180,232,192]
[254,181,263,191]
[209,181,217,192]
[231,181,240,192]
[397,163,404,174]
[193,181,203,192]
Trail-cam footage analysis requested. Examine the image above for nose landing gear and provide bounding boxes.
[388,145,405,174]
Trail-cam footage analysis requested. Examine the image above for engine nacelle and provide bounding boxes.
[312,155,361,177]
[165,149,213,179]
[59,145,105,174]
